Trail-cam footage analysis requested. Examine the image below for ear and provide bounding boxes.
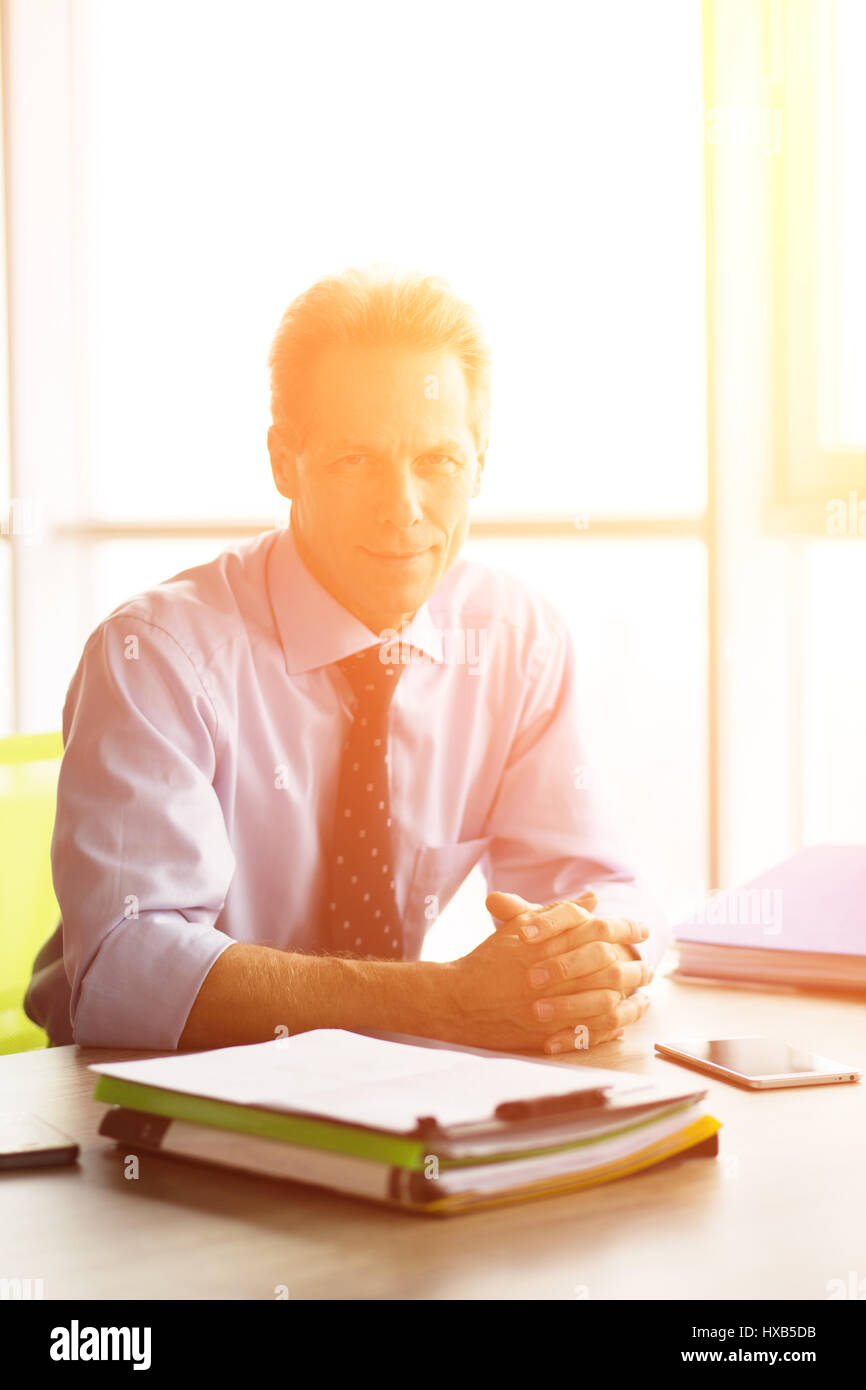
[268,425,300,500]
[471,448,486,499]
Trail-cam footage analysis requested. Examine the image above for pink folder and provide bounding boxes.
[675,845,866,956]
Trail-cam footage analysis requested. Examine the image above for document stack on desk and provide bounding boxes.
[673,846,866,993]
[91,1030,720,1215]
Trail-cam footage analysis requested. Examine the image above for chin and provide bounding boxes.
[377,579,428,608]
[372,578,434,623]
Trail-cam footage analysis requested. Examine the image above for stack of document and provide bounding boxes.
[91,1030,720,1215]
[674,846,866,992]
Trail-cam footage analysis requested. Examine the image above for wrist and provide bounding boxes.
[335,956,454,1041]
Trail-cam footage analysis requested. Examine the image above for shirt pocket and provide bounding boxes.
[403,836,493,954]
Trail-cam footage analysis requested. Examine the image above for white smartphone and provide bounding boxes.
[654,1035,861,1090]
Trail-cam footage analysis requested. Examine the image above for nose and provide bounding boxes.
[373,457,425,529]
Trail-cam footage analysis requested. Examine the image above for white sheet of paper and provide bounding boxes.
[90,1029,652,1134]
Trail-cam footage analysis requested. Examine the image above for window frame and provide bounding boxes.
[767,0,866,531]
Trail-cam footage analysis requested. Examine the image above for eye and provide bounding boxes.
[332,454,369,468]
[419,454,460,471]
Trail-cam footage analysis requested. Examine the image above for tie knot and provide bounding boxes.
[338,644,406,709]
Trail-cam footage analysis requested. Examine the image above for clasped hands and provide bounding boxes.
[491,888,653,1053]
[447,886,653,1056]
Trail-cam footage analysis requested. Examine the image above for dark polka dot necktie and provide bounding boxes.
[321,643,407,960]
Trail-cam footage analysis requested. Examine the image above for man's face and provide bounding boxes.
[269,342,485,634]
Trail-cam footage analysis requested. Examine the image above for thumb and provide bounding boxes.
[485,890,543,924]
[486,887,598,928]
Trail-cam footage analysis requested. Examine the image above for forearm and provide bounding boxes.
[178,942,451,1050]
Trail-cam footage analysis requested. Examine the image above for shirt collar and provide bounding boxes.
[266,524,445,676]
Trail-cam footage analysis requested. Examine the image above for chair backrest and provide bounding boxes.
[0,732,63,1053]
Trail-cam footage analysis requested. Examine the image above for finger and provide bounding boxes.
[568,959,654,995]
[530,954,653,994]
[541,993,652,1055]
[611,990,653,1027]
[544,1026,626,1055]
[585,915,650,945]
[531,987,624,1022]
[529,936,627,986]
[535,915,650,959]
[504,898,595,944]
[485,888,596,930]
[531,988,652,1032]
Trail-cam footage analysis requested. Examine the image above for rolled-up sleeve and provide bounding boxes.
[482,611,672,972]
[53,614,238,1047]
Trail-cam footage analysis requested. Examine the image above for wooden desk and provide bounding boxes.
[1,970,864,1300]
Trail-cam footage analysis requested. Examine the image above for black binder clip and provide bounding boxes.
[412,1115,443,1138]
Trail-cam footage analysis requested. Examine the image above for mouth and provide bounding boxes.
[361,547,432,563]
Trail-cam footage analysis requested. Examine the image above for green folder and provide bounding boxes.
[93,1074,694,1173]
[93,1074,426,1167]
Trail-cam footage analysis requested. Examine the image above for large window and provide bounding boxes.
[72,0,706,525]
[4,0,708,942]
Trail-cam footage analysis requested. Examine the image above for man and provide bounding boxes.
[25,266,668,1053]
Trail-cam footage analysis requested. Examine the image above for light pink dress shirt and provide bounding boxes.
[26,525,670,1047]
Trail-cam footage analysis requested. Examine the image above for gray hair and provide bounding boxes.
[267,264,492,451]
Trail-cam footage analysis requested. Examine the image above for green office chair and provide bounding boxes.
[0,732,64,1054]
